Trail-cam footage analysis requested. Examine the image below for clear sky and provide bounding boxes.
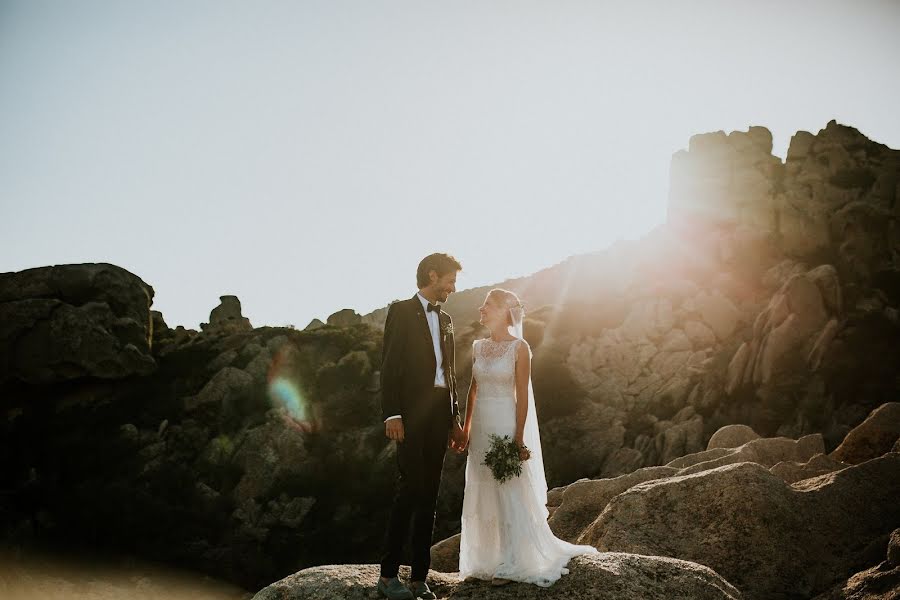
[2,1,898,329]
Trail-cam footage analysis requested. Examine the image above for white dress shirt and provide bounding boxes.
[385,293,447,422]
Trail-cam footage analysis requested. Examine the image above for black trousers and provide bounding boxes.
[380,386,453,581]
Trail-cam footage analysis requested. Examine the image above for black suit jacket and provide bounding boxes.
[380,294,460,425]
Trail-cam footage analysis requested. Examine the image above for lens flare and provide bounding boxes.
[266,345,314,432]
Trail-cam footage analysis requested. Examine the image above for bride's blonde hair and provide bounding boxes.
[486,288,523,326]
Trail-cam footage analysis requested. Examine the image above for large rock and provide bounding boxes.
[327,309,362,327]
[725,343,751,394]
[547,466,678,541]
[430,533,460,573]
[707,424,761,450]
[769,452,849,484]
[0,263,156,383]
[831,402,900,464]
[580,455,900,600]
[655,412,704,464]
[201,294,252,333]
[251,554,743,599]
[736,264,843,388]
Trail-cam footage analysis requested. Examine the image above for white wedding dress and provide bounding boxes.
[458,337,598,586]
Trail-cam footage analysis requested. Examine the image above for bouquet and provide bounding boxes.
[482,434,529,483]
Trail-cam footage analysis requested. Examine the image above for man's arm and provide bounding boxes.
[380,302,405,434]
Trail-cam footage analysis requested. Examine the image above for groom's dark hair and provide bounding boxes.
[417,253,462,288]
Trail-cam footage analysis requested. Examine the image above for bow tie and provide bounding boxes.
[426,303,441,313]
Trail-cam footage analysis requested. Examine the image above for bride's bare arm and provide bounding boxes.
[464,379,477,431]
[514,340,531,457]
[463,357,477,436]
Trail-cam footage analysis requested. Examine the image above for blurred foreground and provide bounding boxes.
[0,547,250,600]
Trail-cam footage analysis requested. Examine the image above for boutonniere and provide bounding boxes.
[441,322,454,337]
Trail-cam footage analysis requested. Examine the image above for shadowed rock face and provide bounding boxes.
[0,293,387,590]
[251,554,743,600]
[830,402,900,464]
[0,263,156,383]
[805,528,900,600]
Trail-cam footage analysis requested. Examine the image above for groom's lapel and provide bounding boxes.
[411,294,433,348]
[437,311,450,369]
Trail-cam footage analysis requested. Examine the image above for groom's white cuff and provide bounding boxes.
[385,415,401,422]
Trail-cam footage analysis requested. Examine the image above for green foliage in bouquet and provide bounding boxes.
[482,434,527,484]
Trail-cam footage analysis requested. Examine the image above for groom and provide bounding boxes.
[377,253,467,600]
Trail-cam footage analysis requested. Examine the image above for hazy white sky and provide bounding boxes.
[2,1,898,328]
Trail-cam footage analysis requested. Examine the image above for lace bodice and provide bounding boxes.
[473,338,526,399]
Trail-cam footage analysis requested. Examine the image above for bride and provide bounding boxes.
[458,288,598,586]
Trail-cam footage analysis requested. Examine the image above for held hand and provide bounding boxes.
[385,418,405,443]
[449,423,468,453]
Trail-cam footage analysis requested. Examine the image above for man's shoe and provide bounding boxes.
[377,577,414,600]
[411,580,437,600]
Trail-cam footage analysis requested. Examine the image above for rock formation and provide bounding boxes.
[201,295,253,334]
[2,121,898,599]
[830,402,900,464]
[0,263,156,383]
[326,308,362,327]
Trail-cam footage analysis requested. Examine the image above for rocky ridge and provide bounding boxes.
[1,120,898,598]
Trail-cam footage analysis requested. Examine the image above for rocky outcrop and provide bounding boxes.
[580,454,900,600]
[326,309,362,327]
[668,125,780,229]
[0,263,156,383]
[201,295,253,334]
[303,318,325,331]
[561,121,900,475]
[0,302,385,590]
[670,121,900,264]
[831,402,900,464]
[252,554,743,600]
